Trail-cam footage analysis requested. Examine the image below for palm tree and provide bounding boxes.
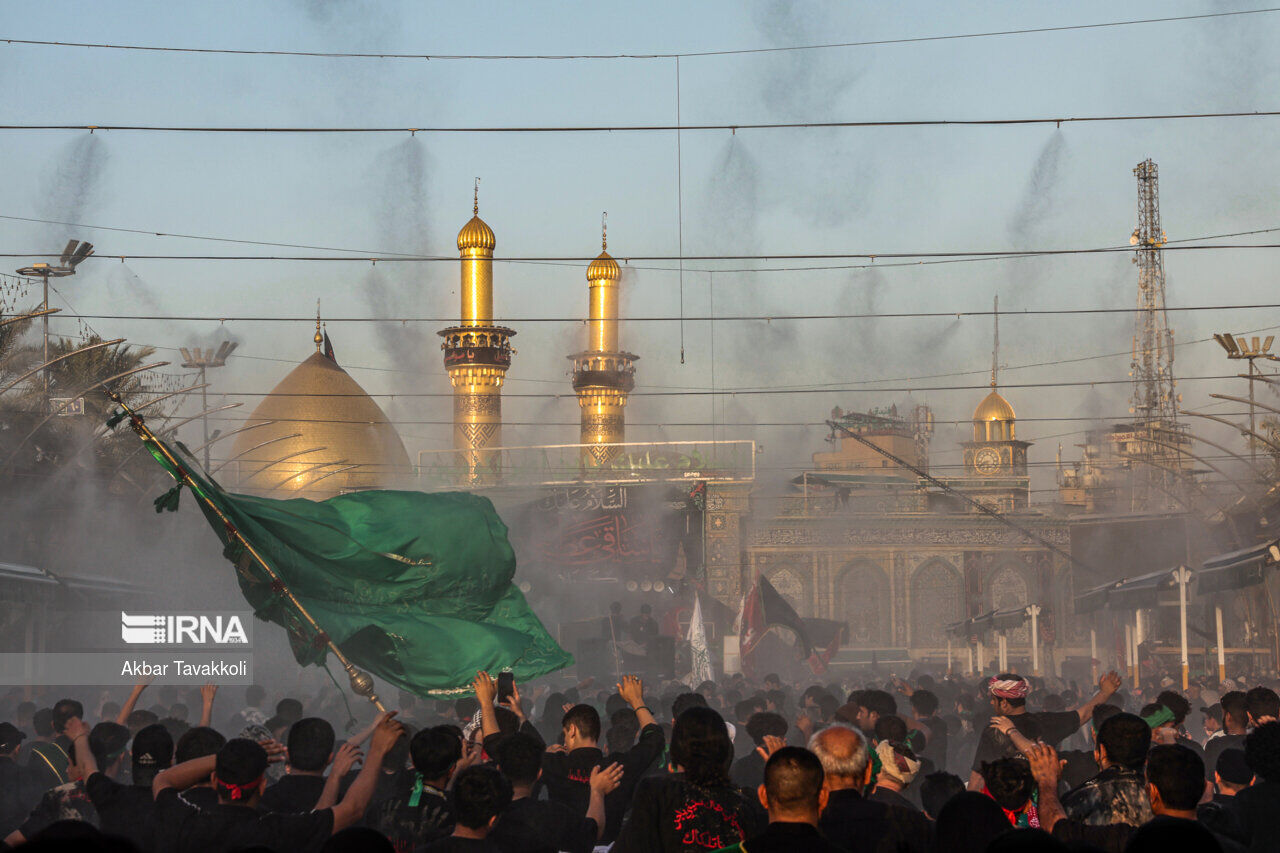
[0,322,170,484]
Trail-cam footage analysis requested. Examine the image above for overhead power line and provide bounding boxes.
[42,303,1280,324]
[4,214,1279,274]
[5,242,1280,264]
[3,8,1275,60]
[10,211,1280,274]
[193,413,1253,429]
[3,110,1279,135]
[134,373,1252,398]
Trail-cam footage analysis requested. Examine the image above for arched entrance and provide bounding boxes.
[836,561,890,647]
[910,559,963,647]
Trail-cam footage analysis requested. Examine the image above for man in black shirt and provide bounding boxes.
[811,725,932,853]
[26,699,81,796]
[541,674,664,843]
[1231,720,1280,849]
[422,765,511,853]
[148,714,404,853]
[909,689,949,773]
[367,725,459,851]
[83,720,173,850]
[1204,691,1249,781]
[172,726,227,809]
[968,670,1121,790]
[1060,712,1153,828]
[731,712,787,791]
[722,747,844,853]
[630,604,659,646]
[1027,739,1246,853]
[260,716,334,813]
[0,722,30,837]
[489,732,621,853]
[5,721,124,846]
[1198,748,1250,847]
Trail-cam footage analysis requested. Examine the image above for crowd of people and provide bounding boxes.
[0,665,1278,852]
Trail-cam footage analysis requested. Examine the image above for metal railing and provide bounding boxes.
[415,439,756,490]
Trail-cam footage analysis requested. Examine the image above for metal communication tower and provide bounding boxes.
[1125,159,1188,510]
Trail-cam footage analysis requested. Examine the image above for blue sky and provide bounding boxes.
[3,0,1278,494]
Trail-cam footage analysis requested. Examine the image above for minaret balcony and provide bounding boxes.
[569,351,637,392]
[439,325,517,369]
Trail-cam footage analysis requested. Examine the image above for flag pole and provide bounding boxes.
[108,391,387,712]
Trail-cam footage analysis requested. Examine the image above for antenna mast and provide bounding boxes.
[1127,159,1187,509]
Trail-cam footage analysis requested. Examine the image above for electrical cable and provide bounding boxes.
[5,215,1279,276]
[98,373,1260,398]
[5,242,1280,264]
[4,8,1275,61]
[34,302,1280,323]
[3,110,1280,135]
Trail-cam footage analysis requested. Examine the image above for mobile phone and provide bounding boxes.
[497,671,515,704]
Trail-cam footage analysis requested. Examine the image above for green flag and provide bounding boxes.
[135,430,571,696]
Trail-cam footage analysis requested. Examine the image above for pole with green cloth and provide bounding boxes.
[106,389,386,712]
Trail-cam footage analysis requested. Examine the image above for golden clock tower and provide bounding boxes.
[962,387,1028,478]
[960,297,1031,509]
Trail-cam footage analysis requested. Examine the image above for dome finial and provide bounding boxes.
[314,299,323,352]
[991,294,999,389]
[602,211,608,251]
[473,177,480,216]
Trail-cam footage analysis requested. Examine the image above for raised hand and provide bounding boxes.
[1099,671,1122,695]
[63,716,90,742]
[756,734,786,761]
[369,712,403,755]
[1023,742,1062,788]
[989,716,1016,736]
[260,738,288,764]
[617,675,645,709]
[589,762,625,795]
[331,741,364,777]
[473,671,497,706]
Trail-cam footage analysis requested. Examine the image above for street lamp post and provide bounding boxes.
[16,239,94,410]
[1215,603,1227,683]
[1026,604,1042,676]
[1213,334,1280,465]
[1173,565,1193,690]
[179,341,238,471]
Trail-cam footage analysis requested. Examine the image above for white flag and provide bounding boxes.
[684,593,714,688]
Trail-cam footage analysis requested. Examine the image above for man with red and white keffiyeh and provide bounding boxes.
[967,671,1123,791]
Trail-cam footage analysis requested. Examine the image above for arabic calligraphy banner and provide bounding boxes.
[507,483,704,581]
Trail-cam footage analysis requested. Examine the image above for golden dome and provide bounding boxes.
[974,389,1016,423]
[228,352,411,499]
[586,250,620,282]
[457,215,496,252]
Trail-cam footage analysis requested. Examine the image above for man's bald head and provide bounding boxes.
[809,724,871,788]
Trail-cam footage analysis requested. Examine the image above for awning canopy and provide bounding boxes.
[0,562,146,598]
[0,562,59,587]
[946,606,1030,637]
[1074,579,1117,615]
[1198,539,1280,595]
[1074,567,1182,613]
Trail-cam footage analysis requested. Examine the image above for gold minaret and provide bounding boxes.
[439,181,515,483]
[570,214,637,466]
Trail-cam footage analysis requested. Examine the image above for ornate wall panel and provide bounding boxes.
[910,558,965,647]
[835,560,890,646]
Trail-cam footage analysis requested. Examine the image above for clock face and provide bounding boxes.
[974,447,1002,475]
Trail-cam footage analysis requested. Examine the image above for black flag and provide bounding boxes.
[322,331,336,363]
